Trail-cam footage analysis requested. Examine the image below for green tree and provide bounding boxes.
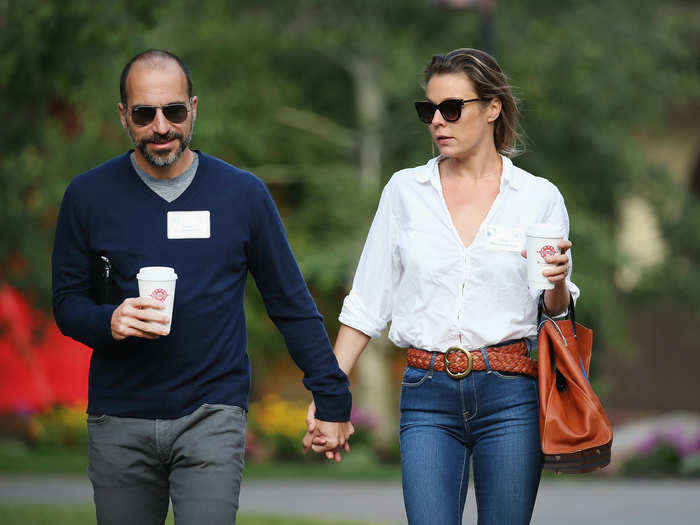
[0,0,158,304]
[1,0,698,445]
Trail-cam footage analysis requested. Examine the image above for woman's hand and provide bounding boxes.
[300,325,369,461]
[521,239,572,315]
[541,239,571,285]
[301,400,353,462]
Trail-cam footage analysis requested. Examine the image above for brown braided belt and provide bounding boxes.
[407,340,537,379]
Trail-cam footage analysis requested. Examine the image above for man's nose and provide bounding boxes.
[152,108,170,134]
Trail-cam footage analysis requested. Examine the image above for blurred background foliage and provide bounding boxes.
[1,0,699,463]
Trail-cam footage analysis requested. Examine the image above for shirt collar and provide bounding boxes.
[417,154,521,191]
[500,155,521,191]
[414,156,439,184]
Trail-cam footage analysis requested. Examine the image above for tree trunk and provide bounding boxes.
[351,58,383,193]
[349,56,396,453]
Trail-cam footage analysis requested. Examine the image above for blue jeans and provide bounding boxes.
[399,351,542,525]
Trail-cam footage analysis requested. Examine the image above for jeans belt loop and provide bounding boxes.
[525,337,536,357]
[428,352,436,379]
[479,347,492,373]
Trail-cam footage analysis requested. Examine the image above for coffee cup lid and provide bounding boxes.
[136,266,178,280]
[526,223,563,238]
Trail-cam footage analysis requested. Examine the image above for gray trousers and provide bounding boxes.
[87,403,246,525]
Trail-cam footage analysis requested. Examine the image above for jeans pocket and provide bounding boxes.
[401,366,431,388]
[86,414,109,425]
[490,370,529,380]
[201,403,247,417]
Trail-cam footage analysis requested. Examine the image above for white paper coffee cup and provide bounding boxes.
[136,266,177,334]
[526,224,563,290]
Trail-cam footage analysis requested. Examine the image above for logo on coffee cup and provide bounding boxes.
[150,288,169,302]
[537,245,557,260]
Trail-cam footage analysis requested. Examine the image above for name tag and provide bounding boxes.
[486,225,524,252]
[167,211,211,239]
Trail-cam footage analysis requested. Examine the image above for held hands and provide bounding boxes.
[521,239,572,287]
[110,297,169,340]
[301,400,355,462]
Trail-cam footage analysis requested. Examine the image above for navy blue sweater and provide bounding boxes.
[52,152,351,421]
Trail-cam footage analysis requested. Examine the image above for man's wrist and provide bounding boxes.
[312,391,352,422]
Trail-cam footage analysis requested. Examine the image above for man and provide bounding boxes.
[52,49,353,524]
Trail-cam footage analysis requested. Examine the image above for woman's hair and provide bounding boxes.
[423,48,522,157]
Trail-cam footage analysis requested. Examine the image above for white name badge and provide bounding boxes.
[167,211,211,239]
[486,225,525,252]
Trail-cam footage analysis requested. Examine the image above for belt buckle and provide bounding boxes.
[444,347,473,379]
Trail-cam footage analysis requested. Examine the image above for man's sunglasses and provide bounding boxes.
[127,103,190,126]
[414,98,482,124]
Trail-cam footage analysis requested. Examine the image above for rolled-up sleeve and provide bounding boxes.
[339,183,400,338]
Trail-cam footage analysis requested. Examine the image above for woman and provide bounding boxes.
[305,48,579,524]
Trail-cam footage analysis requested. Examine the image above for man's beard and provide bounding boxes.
[127,120,195,168]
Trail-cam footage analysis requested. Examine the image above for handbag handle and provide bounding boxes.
[537,291,576,338]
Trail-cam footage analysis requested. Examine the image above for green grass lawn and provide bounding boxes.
[0,503,387,525]
[0,440,89,474]
[0,440,401,480]
[2,440,612,483]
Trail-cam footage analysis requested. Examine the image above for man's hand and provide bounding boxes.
[110,297,169,340]
[302,400,354,462]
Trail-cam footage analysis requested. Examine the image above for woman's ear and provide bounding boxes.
[487,97,502,123]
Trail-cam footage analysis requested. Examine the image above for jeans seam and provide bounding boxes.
[457,446,468,523]
[459,379,469,431]
[469,376,478,421]
[155,419,167,464]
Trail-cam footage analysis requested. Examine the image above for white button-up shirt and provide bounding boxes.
[339,155,580,352]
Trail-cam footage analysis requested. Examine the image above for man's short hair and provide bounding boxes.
[120,50,193,105]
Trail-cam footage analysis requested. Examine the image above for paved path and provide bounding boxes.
[1,475,699,524]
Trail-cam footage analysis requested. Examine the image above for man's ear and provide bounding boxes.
[118,103,127,129]
[190,96,198,121]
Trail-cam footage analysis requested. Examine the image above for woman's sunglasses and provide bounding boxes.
[414,98,482,124]
[128,103,190,126]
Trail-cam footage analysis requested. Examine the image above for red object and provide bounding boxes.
[0,285,90,413]
[538,245,557,259]
[151,288,169,302]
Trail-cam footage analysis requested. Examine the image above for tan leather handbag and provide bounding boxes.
[537,296,613,473]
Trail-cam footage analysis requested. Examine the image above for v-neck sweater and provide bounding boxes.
[52,151,351,421]
[130,151,198,202]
